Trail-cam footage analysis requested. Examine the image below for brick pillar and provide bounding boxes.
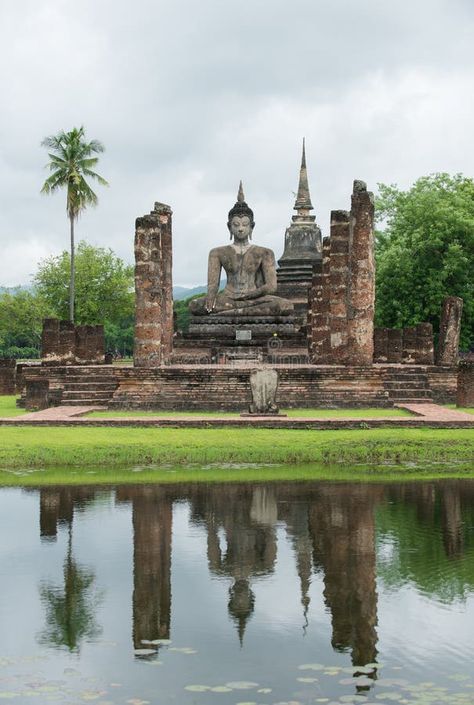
[437,296,463,366]
[457,361,474,407]
[329,210,350,362]
[309,237,331,362]
[347,181,375,365]
[134,202,174,368]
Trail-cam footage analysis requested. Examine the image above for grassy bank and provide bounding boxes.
[0,396,26,417]
[0,425,472,470]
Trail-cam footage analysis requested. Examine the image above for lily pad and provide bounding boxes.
[225,681,259,690]
[210,686,233,693]
[184,685,211,692]
[297,664,325,671]
[296,677,318,683]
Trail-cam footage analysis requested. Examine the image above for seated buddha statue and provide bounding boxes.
[189,183,294,317]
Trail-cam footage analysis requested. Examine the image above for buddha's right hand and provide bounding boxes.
[205,296,216,313]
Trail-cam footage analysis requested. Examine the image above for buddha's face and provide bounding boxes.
[229,215,253,242]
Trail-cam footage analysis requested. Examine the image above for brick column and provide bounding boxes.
[457,360,474,407]
[329,210,350,363]
[134,202,174,368]
[437,296,463,366]
[347,181,375,365]
[308,237,331,362]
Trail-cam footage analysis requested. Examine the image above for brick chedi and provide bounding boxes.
[277,140,322,305]
[134,202,174,367]
[309,181,375,365]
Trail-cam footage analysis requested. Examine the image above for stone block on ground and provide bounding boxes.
[25,379,50,410]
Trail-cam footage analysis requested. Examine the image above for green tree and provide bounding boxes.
[375,173,474,349]
[0,288,53,358]
[39,520,102,652]
[173,293,205,334]
[40,126,108,323]
[34,241,134,355]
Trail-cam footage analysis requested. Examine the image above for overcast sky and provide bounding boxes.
[0,0,473,287]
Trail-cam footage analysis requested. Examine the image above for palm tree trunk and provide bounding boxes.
[69,215,75,323]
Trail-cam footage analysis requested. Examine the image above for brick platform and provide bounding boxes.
[17,363,458,411]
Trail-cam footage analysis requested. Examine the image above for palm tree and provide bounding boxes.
[41,126,108,323]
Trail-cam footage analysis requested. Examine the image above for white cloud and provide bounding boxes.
[0,0,473,287]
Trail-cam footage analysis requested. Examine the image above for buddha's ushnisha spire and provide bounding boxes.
[294,138,314,213]
[237,180,245,203]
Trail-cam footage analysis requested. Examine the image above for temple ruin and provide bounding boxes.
[17,143,466,410]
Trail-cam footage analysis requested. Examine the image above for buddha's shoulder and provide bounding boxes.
[209,244,233,256]
[250,244,275,257]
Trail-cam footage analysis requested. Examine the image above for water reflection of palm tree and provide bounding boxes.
[38,506,102,652]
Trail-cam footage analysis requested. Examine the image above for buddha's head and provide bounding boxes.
[228,181,255,241]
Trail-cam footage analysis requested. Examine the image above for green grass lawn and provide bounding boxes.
[87,407,412,418]
[0,425,472,472]
[0,396,26,417]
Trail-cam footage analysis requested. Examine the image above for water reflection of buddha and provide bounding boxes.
[190,485,277,643]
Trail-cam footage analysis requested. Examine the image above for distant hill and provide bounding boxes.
[173,285,206,300]
[0,285,32,293]
[173,279,226,301]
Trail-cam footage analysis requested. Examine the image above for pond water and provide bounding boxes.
[1,479,474,705]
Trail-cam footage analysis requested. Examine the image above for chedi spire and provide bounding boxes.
[294,138,314,214]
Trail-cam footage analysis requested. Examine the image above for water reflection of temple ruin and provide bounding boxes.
[32,482,474,659]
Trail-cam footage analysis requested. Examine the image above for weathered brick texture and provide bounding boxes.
[308,182,375,365]
[0,359,16,394]
[346,181,375,365]
[457,361,474,407]
[134,202,174,367]
[373,324,434,365]
[41,318,105,365]
[437,296,463,366]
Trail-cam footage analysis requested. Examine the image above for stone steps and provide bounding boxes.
[19,363,455,410]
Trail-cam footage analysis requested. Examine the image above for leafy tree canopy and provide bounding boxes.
[0,288,53,358]
[34,241,134,327]
[375,173,474,349]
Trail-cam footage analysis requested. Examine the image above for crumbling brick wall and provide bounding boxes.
[41,318,105,365]
[0,359,16,394]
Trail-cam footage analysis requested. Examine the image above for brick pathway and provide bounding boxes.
[0,403,473,429]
